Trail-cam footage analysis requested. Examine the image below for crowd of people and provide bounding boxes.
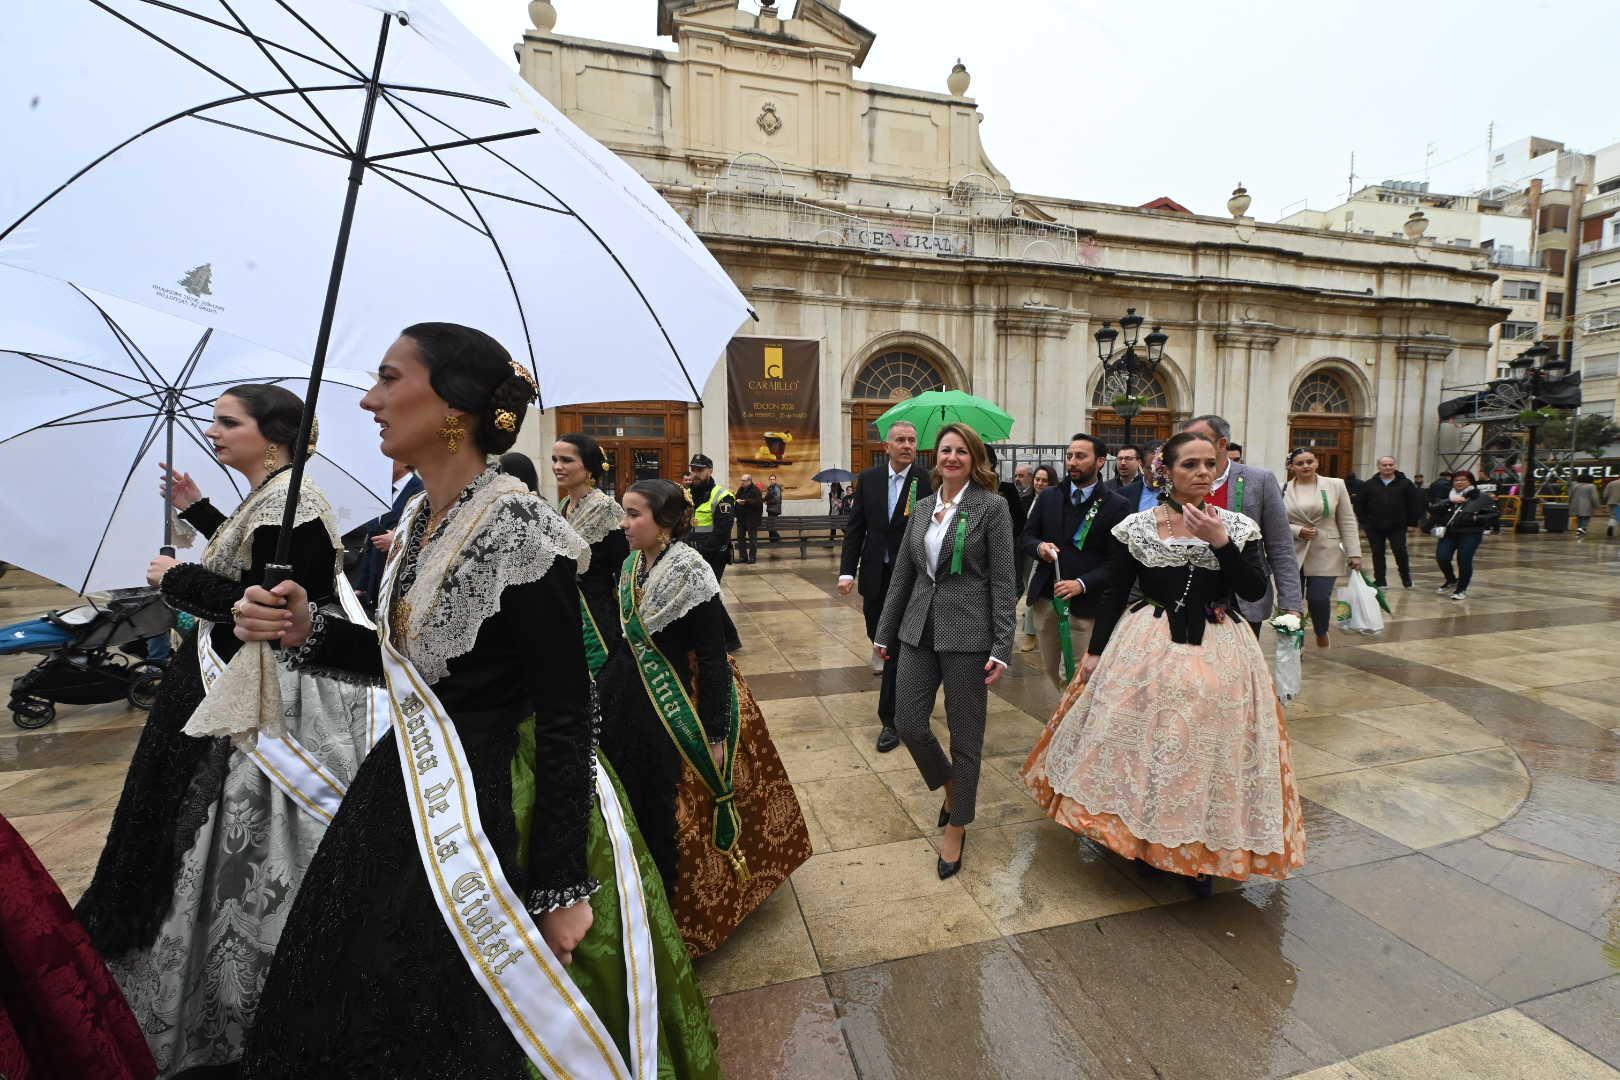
[1,315,1609,1078]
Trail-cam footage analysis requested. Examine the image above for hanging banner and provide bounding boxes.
[727,338,821,500]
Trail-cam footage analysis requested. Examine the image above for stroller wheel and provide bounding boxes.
[12,697,55,730]
[128,666,164,712]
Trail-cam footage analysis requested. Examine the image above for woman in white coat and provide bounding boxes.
[1284,448,1363,647]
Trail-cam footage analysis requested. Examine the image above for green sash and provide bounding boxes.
[1053,595,1076,684]
[1232,476,1245,516]
[580,595,608,678]
[618,551,748,883]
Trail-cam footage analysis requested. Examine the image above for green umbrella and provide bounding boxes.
[875,389,1015,447]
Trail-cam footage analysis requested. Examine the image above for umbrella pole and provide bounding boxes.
[267,12,394,588]
[161,404,175,555]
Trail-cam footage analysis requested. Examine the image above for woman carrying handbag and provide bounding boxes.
[1427,469,1497,600]
[1283,449,1363,647]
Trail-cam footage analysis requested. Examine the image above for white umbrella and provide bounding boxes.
[0,0,753,571]
[0,265,388,594]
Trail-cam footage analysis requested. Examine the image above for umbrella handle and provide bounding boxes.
[160,546,176,558]
[262,563,293,589]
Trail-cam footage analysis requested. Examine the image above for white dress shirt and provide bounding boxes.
[923,486,964,581]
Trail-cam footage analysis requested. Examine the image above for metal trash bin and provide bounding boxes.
[1541,501,1570,533]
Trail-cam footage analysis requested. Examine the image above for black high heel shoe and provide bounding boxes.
[937,832,967,880]
[1189,874,1215,899]
[937,803,951,828]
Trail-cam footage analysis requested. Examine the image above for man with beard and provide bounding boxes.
[839,421,932,752]
[1021,433,1131,692]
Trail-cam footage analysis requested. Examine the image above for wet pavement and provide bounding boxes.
[2,530,1617,1078]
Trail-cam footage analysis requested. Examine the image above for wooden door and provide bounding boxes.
[555,402,687,501]
[1287,417,1354,479]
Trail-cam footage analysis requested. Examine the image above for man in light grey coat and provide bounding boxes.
[1180,416,1303,629]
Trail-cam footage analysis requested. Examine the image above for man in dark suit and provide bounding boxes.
[350,461,422,613]
[1022,433,1131,692]
[1104,443,1144,508]
[838,420,931,751]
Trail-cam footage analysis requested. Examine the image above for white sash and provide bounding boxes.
[372,498,657,1080]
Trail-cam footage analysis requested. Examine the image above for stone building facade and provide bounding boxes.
[516,0,1507,503]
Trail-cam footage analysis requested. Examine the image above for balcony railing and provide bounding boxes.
[1578,236,1620,257]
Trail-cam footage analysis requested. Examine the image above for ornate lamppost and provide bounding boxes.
[1094,308,1169,448]
[1507,340,1571,533]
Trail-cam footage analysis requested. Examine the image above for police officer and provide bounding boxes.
[687,453,742,650]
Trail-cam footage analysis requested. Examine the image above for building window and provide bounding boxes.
[851,350,947,402]
[1545,250,1566,274]
[1502,321,1539,340]
[1583,355,1618,380]
[1503,280,1540,301]
[1091,370,1171,408]
[580,413,668,439]
[1598,176,1620,195]
[1547,293,1564,319]
[1588,308,1620,333]
[1291,371,1353,415]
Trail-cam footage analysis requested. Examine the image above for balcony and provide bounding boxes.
[1578,236,1620,257]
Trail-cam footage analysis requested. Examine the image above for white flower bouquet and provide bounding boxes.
[1271,613,1304,703]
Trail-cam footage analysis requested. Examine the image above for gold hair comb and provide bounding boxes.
[494,409,518,432]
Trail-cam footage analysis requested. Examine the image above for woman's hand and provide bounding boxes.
[1348,556,1362,571]
[1182,502,1230,547]
[159,463,202,512]
[1298,524,1318,541]
[709,740,727,773]
[983,658,1004,686]
[875,643,890,662]
[146,554,179,587]
[1080,653,1101,679]
[232,581,312,646]
[370,530,395,553]
[539,899,594,966]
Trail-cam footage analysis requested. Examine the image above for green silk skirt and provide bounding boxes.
[512,718,723,1080]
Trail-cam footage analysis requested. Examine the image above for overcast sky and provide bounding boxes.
[446,0,1619,219]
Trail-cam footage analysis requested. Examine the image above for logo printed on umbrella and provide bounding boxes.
[178,263,214,297]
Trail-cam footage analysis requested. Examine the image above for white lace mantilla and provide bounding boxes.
[200,468,342,577]
[637,542,718,635]
[561,487,624,573]
[396,473,589,684]
[1110,507,1261,571]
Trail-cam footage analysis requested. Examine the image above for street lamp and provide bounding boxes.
[1095,307,1169,448]
[1507,340,1572,533]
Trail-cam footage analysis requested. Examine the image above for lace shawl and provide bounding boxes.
[199,468,342,578]
[1111,507,1261,571]
[637,542,719,635]
[396,473,590,684]
[561,487,624,574]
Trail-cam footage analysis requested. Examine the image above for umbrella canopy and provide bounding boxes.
[875,390,1015,448]
[810,468,855,484]
[0,0,752,409]
[0,265,387,594]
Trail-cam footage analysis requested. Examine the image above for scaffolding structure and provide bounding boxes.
[1436,378,1581,498]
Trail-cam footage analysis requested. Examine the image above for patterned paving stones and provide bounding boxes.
[3,529,1618,1077]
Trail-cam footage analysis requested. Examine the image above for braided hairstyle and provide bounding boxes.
[627,479,693,540]
[401,322,536,455]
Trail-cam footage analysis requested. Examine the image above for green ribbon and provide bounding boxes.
[1321,490,1331,519]
[618,552,748,879]
[1072,498,1100,550]
[904,477,918,518]
[1232,476,1244,516]
[1053,594,1076,683]
[949,511,969,574]
[579,593,608,678]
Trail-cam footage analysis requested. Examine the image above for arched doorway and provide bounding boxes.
[1287,371,1356,478]
[1088,370,1175,449]
[849,350,949,469]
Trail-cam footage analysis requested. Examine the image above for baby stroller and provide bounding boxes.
[2,587,171,730]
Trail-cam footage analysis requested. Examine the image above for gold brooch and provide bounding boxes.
[494,409,518,432]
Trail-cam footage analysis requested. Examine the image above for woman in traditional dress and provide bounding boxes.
[553,433,627,675]
[75,384,375,1077]
[1283,448,1363,647]
[1023,431,1306,897]
[1,813,155,1080]
[596,480,810,956]
[231,323,718,1078]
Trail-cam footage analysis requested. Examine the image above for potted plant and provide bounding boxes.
[1516,406,1560,429]
[1111,393,1148,420]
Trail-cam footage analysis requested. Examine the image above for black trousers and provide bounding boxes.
[736,511,761,562]
[1364,525,1412,586]
[862,561,900,729]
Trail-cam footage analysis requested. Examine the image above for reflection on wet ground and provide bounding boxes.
[4,532,1618,1078]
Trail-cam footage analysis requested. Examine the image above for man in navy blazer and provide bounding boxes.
[1021,433,1131,691]
[352,462,422,612]
[839,421,932,751]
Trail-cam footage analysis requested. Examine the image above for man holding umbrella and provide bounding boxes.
[839,422,931,752]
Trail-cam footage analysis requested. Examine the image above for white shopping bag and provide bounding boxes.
[1335,573,1385,634]
[1273,630,1304,703]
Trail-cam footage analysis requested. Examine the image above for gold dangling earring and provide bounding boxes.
[263,444,280,472]
[657,531,671,553]
[439,415,464,455]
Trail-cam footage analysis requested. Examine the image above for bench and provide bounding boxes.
[764,515,849,557]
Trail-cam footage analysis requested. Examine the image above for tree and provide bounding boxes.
[1541,411,1620,458]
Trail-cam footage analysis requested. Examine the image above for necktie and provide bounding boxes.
[891,471,903,517]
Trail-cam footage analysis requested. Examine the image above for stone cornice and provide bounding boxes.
[1395,341,1456,362]
[994,310,1074,338]
[1214,330,1281,349]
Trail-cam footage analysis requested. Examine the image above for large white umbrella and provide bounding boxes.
[0,265,388,594]
[0,0,752,570]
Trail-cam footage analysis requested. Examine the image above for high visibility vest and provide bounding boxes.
[692,486,733,530]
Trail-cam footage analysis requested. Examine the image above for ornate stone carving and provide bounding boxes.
[756,102,783,136]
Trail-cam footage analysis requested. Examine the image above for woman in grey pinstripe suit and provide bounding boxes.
[875,423,1019,879]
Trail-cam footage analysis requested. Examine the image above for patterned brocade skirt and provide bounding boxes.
[1022,607,1306,881]
[673,658,811,957]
